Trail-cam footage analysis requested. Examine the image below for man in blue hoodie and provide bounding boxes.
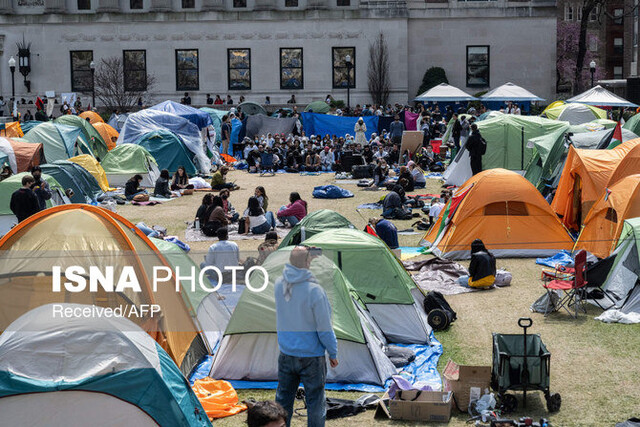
[274,246,338,427]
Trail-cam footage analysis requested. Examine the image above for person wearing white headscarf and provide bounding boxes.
[354,117,367,146]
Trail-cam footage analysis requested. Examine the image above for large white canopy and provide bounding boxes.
[481,82,545,102]
[414,83,477,102]
[567,85,638,108]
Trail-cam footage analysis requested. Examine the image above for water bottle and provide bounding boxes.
[195,219,200,230]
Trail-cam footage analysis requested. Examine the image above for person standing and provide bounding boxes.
[451,114,461,151]
[221,115,231,157]
[275,246,338,427]
[389,115,404,147]
[459,115,470,147]
[467,123,486,176]
[10,175,39,223]
[354,117,367,146]
[30,166,51,212]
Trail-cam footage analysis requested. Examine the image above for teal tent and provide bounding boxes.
[200,107,226,143]
[40,161,103,203]
[23,122,92,163]
[624,113,640,137]
[19,121,43,134]
[133,130,197,175]
[55,115,108,160]
[238,101,267,116]
[279,209,355,248]
[304,101,331,114]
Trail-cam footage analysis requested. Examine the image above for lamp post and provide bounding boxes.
[8,56,15,101]
[345,54,352,110]
[589,60,596,88]
[90,60,96,109]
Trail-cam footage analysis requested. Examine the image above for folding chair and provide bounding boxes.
[542,250,588,318]
[259,152,276,176]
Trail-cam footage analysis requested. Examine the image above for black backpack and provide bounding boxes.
[423,291,457,331]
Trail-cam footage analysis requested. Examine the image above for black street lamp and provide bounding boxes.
[589,60,596,88]
[8,56,15,101]
[90,60,96,108]
[345,54,352,110]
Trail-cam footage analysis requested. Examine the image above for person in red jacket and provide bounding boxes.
[277,192,308,227]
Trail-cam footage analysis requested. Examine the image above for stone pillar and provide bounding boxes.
[96,0,120,12]
[201,0,223,10]
[253,0,275,10]
[149,0,172,11]
[0,0,14,13]
[44,0,65,12]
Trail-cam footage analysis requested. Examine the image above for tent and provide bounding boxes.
[150,100,213,129]
[0,172,68,236]
[480,82,544,102]
[210,248,397,385]
[0,137,43,173]
[567,85,638,108]
[101,144,160,187]
[574,175,640,259]
[551,139,640,230]
[279,209,355,248]
[0,122,23,138]
[134,129,197,175]
[423,169,574,259]
[304,101,331,114]
[301,112,378,140]
[23,122,92,162]
[0,304,212,427]
[79,110,104,124]
[92,122,119,151]
[238,101,267,116]
[150,237,230,351]
[55,115,108,160]
[477,110,504,121]
[0,204,208,373]
[117,109,209,173]
[40,161,103,204]
[19,121,43,134]
[200,107,226,143]
[623,113,640,136]
[68,154,113,192]
[443,115,568,186]
[541,102,607,125]
[414,83,477,102]
[107,113,129,132]
[303,229,431,344]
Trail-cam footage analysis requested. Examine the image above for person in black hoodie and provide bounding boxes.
[466,123,486,176]
[10,175,39,223]
[125,174,147,200]
[30,166,51,211]
[458,239,496,288]
[195,193,214,227]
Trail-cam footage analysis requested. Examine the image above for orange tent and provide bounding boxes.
[79,110,104,124]
[92,122,119,151]
[191,378,247,419]
[551,138,640,231]
[7,138,43,171]
[607,143,640,187]
[574,174,640,258]
[421,169,574,259]
[0,122,23,138]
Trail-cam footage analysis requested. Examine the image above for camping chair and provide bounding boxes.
[542,250,588,318]
[259,152,276,176]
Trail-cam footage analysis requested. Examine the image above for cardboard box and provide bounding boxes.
[375,390,452,422]
[443,359,492,411]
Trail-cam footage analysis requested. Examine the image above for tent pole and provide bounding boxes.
[521,126,525,170]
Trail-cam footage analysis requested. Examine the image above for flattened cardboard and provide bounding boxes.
[443,359,492,411]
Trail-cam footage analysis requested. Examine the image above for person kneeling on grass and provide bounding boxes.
[243,196,276,235]
[457,239,496,289]
[125,174,147,200]
[277,192,308,227]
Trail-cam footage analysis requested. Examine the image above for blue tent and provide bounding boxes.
[150,100,213,129]
[19,120,44,134]
[135,129,198,175]
[41,161,104,203]
[301,113,378,139]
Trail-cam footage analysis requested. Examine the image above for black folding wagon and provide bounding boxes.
[491,318,561,413]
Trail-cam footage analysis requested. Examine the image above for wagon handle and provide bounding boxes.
[518,317,533,330]
[518,317,532,408]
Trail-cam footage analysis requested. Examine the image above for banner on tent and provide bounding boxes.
[301,113,378,139]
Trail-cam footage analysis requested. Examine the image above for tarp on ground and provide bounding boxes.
[567,85,638,108]
[312,185,354,199]
[414,83,477,102]
[55,115,108,161]
[244,115,297,139]
[150,101,213,129]
[301,112,378,139]
[23,122,92,163]
[117,109,209,173]
[480,82,545,102]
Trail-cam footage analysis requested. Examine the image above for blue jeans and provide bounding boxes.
[251,211,276,234]
[278,206,300,227]
[126,190,147,201]
[458,275,470,287]
[136,222,159,238]
[276,353,327,427]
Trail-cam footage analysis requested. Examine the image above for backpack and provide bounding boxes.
[202,220,222,237]
[423,291,457,331]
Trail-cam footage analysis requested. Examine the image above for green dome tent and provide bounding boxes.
[133,130,197,175]
[210,247,396,385]
[101,144,160,187]
[238,101,267,116]
[279,209,355,248]
[55,115,108,160]
[304,101,330,114]
[40,161,103,203]
[23,122,92,163]
[303,228,431,344]
[624,113,640,137]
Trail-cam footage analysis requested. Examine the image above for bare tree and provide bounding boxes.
[94,57,155,112]
[368,33,390,106]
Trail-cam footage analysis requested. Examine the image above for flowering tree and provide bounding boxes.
[557,20,602,94]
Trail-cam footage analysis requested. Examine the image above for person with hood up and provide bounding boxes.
[354,117,367,146]
[274,246,338,427]
[457,239,496,288]
[277,192,307,227]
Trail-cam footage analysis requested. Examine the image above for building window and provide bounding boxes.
[613,66,623,79]
[182,0,194,7]
[228,49,251,90]
[565,4,573,21]
[614,8,624,25]
[466,45,490,87]
[280,48,303,90]
[614,37,623,54]
[123,50,147,91]
[576,4,582,20]
[285,0,298,6]
[130,0,143,8]
[589,5,598,21]
[337,0,350,6]
[77,0,91,9]
[70,51,93,92]
[589,37,598,52]
[175,49,199,91]
[332,47,355,89]
[233,0,246,7]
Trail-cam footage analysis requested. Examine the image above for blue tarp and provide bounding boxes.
[312,185,354,199]
[301,113,378,139]
[536,250,574,268]
[150,100,213,129]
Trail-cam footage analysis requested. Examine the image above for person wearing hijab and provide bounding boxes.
[354,117,367,146]
[457,239,497,288]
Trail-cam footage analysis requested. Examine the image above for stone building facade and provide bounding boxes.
[0,0,557,106]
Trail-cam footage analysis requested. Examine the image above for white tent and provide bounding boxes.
[414,83,478,102]
[480,82,544,102]
[567,85,638,108]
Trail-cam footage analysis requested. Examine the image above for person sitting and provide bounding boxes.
[277,192,307,227]
[211,166,238,190]
[398,165,414,192]
[257,230,279,264]
[246,401,288,427]
[243,196,276,235]
[458,239,496,289]
[382,185,408,219]
[304,149,321,172]
[408,161,426,189]
[369,217,399,249]
[171,166,194,191]
[319,146,334,172]
[255,186,269,211]
[373,159,389,187]
[285,149,301,173]
[201,227,240,284]
[195,193,214,227]
[153,169,174,198]
[219,188,239,222]
[125,174,147,200]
